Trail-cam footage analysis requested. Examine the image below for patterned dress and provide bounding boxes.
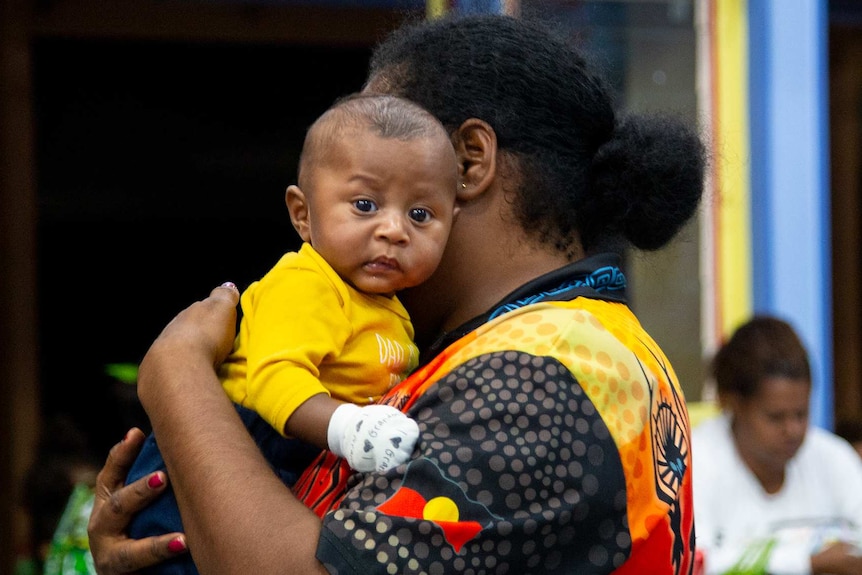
[293,254,697,575]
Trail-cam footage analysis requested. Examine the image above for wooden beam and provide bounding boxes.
[829,27,862,424]
[28,0,417,45]
[0,0,39,571]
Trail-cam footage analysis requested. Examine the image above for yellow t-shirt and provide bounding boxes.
[220,243,419,436]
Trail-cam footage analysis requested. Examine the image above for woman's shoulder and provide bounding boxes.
[691,414,734,472]
[691,411,728,441]
[800,425,862,467]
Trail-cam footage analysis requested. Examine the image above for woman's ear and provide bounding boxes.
[285,185,312,242]
[452,118,497,202]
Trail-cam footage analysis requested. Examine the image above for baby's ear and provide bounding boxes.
[285,185,311,242]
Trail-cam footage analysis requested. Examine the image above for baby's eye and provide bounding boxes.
[354,199,377,213]
[409,208,431,223]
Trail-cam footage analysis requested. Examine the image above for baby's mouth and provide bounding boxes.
[365,256,400,272]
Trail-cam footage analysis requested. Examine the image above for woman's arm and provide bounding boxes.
[90,284,328,575]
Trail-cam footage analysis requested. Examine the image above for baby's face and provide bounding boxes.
[302,129,458,297]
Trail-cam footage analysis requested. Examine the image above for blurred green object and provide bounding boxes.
[104,363,138,385]
[13,557,38,575]
[42,483,96,575]
[723,538,776,575]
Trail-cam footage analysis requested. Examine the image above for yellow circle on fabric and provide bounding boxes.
[423,497,459,522]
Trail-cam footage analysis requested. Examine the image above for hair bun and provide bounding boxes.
[586,113,707,251]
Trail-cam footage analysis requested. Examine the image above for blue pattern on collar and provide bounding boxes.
[488,265,626,320]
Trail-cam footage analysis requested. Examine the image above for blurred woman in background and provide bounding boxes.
[693,315,862,575]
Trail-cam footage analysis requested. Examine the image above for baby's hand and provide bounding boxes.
[327,403,419,472]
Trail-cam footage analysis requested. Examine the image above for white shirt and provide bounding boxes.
[692,413,862,575]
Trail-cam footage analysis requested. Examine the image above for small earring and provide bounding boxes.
[461,182,467,189]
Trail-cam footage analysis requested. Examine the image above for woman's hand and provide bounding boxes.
[90,282,326,575]
[88,283,240,574]
[135,282,240,413]
[88,428,188,574]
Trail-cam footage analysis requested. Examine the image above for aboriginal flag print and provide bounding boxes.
[375,457,499,552]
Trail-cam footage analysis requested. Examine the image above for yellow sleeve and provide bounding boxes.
[239,257,353,435]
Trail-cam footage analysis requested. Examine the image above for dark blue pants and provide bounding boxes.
[125,404,321,575]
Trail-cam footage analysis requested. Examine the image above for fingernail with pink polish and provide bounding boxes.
[168,537,187,553]
[147,473,165,489]
[221,281,237,290]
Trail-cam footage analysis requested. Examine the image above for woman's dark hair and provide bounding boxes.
[712,315,811,400]
[367,13,707,256]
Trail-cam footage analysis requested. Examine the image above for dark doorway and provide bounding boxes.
[33,38,371,457]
